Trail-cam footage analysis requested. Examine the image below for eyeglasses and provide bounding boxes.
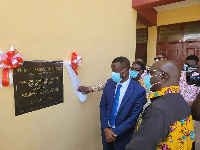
[154,57,166,61]
[147,69,165,76]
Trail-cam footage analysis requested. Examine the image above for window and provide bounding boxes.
[184,22,200,41]
[158,21,200,42]
[136,28,148,44]
[158,25,181,42]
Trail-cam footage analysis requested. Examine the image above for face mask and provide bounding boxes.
[144,70,163,90]
[144,74,152,90]
[183,64,192,73]
[129,70,139,78]
[183,64,187,71]
[111,69,125,83]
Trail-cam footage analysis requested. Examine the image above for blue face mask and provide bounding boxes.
[111,69,125,83]
[144,74,152,90]
[129,70,139,78]
[183,64,192,73]
[111,72,122,83]
[144,70,163,90]
[183,64,187,71]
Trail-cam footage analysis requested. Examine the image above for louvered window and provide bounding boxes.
[158,25,181,42]
[183,22,200,41]
[158,21,200,42]
[136,29,148,44]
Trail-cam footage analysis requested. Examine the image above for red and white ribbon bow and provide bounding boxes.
[63,51,86,102]
[68,52,82,75]
[0,46,23,87]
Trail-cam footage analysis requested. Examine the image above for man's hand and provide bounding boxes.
[77,86,90,94]
[103,128,117,143]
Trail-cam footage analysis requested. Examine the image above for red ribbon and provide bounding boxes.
[0,46,23,87]
[71,52,82,75]
[2,68,9,86]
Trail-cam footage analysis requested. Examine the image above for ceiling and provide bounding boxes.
[154,0,200,12]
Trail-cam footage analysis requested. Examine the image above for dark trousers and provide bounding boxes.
[102,131,134,150]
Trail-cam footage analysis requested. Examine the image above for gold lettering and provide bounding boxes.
[17,68,26,73]
[21,93,28,98]
[52,66,61,71]
[28,80,34,87]
[19,80,26,84]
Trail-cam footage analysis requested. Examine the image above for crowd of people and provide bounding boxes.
[78,54,200,150]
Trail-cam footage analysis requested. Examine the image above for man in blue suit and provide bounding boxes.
[100,56,146,150]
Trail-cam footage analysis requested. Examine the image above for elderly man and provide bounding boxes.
[126,60,194,150]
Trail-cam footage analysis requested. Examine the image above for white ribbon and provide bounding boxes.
[76,55,82,66]
[0,50,8,68]
[9,69,13,86]
[64,61,87,102]
[71,55,82,67]
[10,46,15,51]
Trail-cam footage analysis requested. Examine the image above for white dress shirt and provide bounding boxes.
[116,76,131,113]
[109,76,131,128]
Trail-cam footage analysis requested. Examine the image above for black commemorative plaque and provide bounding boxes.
[13,61,63,116]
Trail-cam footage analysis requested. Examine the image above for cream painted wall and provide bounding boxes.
[136,21,147,29]
[135,21,155,66]
[147,5,200,65]
[158,5,200,26]
[0,0,137,150]
[147,26,157,66]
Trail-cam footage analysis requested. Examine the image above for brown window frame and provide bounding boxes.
[136,28,148,44]
[157,20,200,44]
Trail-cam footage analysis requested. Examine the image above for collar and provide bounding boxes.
[149,86,179,99]
[117,76,131,87]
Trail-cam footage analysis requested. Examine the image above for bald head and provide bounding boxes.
[152,60,181,80]
[150,60,181,91]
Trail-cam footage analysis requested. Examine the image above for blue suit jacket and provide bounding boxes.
[100,78,146,138]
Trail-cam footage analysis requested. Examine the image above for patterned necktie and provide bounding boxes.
[109,84,122,127]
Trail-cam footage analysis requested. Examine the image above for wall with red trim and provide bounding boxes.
[0,0,137,150]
